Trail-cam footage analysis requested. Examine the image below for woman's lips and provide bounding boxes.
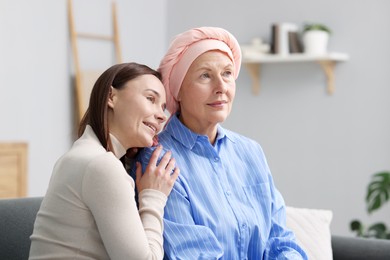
[208,101,227,107]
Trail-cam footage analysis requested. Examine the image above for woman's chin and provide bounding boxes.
[212,116,228,124]
[210,111,229,122]
[144,137,158,148]
[144,139,154,147]
[139,132,158,147]
[152,135,159,146]
[135,136,154,148]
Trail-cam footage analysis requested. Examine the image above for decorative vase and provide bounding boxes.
[303,30,329,55]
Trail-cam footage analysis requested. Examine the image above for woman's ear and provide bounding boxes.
[107,86,116,108]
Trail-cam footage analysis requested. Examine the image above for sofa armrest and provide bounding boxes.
[332,235,390,260]
[0,197,43,260]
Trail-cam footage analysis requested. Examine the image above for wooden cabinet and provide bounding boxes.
[0,143,28,198]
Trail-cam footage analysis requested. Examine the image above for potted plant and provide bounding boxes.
[350,171,390,239]
[302,23,331,55]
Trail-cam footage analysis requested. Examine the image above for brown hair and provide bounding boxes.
[78,62,162,152]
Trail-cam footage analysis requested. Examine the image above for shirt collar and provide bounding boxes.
[165,113,234,148]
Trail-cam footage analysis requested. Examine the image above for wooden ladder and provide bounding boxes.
[67,0,122,123]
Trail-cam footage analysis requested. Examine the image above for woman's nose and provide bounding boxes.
[156,109,167,123]
[215,77,228,94]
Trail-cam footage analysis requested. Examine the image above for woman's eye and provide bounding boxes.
[200,73,210,79]
[147,96,155,103]
[223,70,233,77]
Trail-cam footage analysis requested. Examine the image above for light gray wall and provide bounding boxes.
[166,0,390,236]
[1,0,72,196]
[0,0,167,195]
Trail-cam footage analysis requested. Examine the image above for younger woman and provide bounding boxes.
[29,62,179,259]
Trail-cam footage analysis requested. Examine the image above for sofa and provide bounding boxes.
[1,197,390,260]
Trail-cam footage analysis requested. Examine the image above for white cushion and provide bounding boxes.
[286,206,333,260]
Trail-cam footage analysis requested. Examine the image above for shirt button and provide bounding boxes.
[214,157,219,162]
[225,190,231,196]
[242,224,247,229]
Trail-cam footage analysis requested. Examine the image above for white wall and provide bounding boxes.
[166,0,390,237]
[0,0,167,196]
[1,0,72,196]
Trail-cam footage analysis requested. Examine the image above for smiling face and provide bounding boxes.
[178,50,236,138]
[107,74,167,149]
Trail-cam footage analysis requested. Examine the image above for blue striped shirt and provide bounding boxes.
[136,114,307,260]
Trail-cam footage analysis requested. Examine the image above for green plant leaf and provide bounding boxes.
[367,223,387,239]
[303,23,331,34]
[350,220,364,237]
[366,172,390,213]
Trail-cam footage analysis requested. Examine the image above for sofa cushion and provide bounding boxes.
[286,206,333,260]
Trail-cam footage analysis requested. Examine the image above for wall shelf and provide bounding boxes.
[242,52,349,95]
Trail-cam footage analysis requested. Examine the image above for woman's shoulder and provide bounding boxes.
[65,138,107,163]
[58,131,118,175]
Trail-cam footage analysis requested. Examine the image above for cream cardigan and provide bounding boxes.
[29,125,167,260]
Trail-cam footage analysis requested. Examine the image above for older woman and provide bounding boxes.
[29,62,179,259]
[136,27,307,259]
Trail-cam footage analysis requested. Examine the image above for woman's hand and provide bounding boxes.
[135,145,180,196]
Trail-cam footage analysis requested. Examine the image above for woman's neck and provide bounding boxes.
[178,114,218,145]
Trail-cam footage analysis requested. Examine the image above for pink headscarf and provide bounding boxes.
[158,27,242,114]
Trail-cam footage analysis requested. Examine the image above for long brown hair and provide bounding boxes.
[78,62,162,152]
